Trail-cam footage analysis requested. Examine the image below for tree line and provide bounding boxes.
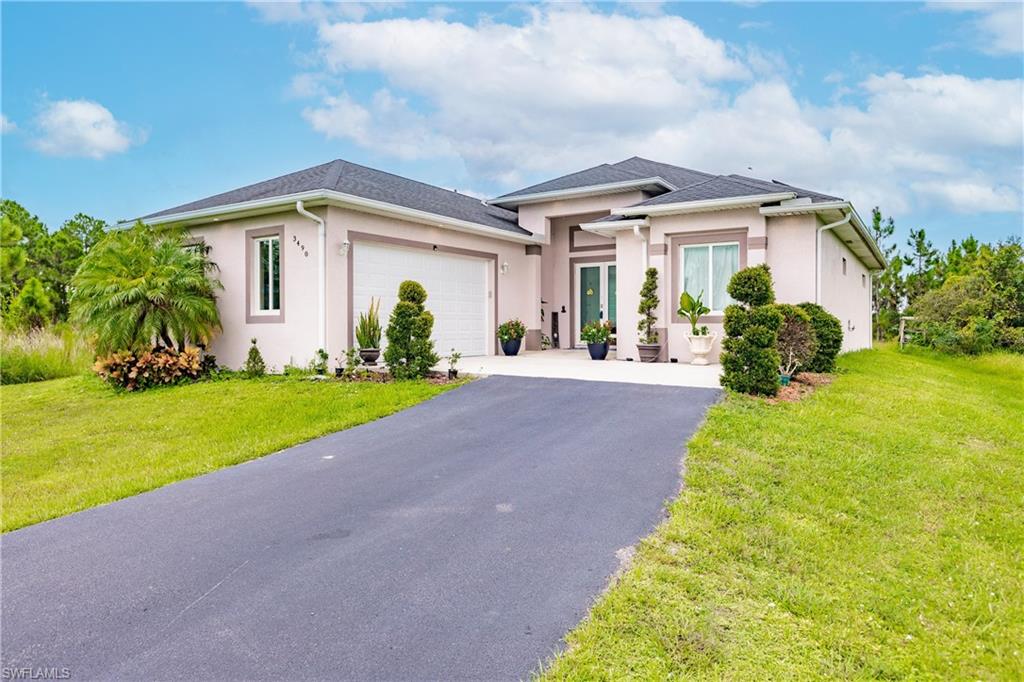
[869,207,1023,353]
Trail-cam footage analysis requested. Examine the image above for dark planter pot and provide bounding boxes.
[779,374,791,386]
[636,343,661,363]
[359,348,380,366]
[448,369,459,380]
[501,337,522,356]
[587,341,609,361]
[334,367,344,378]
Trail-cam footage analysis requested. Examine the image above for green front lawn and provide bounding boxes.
[543,346,1023,680]
[1,376,456,532]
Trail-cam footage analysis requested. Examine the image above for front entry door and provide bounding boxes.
[575,262,616,347]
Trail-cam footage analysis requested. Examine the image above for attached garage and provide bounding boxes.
[351,241,493,357]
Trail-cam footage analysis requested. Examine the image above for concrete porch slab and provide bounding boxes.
[458,349,723,388]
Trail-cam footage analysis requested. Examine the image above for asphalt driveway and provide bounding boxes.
[1,376,719,680]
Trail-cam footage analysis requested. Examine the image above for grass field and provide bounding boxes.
[542,346,1023,680]
[1,375,455,531]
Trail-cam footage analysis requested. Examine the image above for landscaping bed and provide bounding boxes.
[0,375,458,532]
[541,345,1023,680]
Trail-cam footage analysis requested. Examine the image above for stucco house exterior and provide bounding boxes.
[135,157,885,369]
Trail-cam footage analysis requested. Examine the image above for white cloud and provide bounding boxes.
[739,20,771,30]
[927,2,1023,55]
[1,114,15,134]
[285,4,1021,216]
[31,99,143,159]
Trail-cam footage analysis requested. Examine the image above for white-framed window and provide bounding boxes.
[679,242,740,313]
[255,235,280,313]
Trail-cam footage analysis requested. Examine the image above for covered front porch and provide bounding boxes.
[460,350,721,388]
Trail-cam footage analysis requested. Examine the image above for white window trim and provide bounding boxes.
[252,235,280,316]
[679,241,741,315]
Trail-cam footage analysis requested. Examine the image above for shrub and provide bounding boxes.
[356,298,382,349]
[309,348,329,375]
[9,277,53,329]
[93,346,210,391]
[721,265,780,396]
[497,319,527,342]
[342,347,363,380]
[797,302,843,373]
[637,267,660,344]
[580,320,612,344]
[384,279,439,380]
[243,338,266,377]
[726,264,775,307]
[0,325,93,384]
[775,304,817,377]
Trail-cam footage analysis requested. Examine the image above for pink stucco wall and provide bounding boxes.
[188,205,537,370]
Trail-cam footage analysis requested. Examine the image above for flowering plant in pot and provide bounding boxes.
[678,290,716,365]
[355,297,382,366]
[580,319,612,360]
[636,267,661,362]
[497,318,527,356]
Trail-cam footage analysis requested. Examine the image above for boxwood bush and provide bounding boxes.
[797,302,843,373]
[721,265,782,396]
[384,280,439,380]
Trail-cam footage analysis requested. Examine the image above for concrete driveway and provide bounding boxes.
[1,377,719,681]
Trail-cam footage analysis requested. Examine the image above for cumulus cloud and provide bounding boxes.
[31,99,143,159]
[928,2,1023,55]
[276,3,1022,216]
[1,114,15,134]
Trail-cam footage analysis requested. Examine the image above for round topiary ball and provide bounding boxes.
[727,264,775,307]
[398,280,427,305]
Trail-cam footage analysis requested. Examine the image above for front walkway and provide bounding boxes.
[461,349,722,388]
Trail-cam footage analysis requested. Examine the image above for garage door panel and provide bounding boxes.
[353,243,490,357]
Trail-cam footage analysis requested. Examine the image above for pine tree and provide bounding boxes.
[10,277,54,329]
[904,228,940,306]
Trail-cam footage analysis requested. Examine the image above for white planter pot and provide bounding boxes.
[686,333,717,365]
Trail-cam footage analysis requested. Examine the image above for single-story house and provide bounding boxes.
[135,157,885,369]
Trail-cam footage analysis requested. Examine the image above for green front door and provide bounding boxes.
[577,262,616,346]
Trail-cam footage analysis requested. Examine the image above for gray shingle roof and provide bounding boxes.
[145,159,528,236]
[490,157,701,200]
[630,175,789,207]
[725,174,841,203]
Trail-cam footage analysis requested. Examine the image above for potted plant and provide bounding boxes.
[678,290,716,365]
[636,267,661,362]
[356,297,382,366]
[311,348,329,375]
[334,353,345,378]
[497,319,527,356]
[447,348,461,380]
[580,320,612,360]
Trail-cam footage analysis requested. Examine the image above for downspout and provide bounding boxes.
[815,211,852,304]
[296,200,326,352]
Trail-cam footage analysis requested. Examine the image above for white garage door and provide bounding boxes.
[352,242,491,356]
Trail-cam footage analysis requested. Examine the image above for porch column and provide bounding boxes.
[649,241,669,361]
[524,244,543,350]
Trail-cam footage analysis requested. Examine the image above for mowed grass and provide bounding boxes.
[1,375,456,532]
[542,346,1023,680]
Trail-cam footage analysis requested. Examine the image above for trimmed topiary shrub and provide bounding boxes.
[775,304,817,378]
[797,302,843,373]
[243,338,266,377]
[726,264,775,307]
[721,265,781,396]
[384,279,440,380]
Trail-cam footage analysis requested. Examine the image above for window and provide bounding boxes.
[680,242,740,313]
[255,236,280,313]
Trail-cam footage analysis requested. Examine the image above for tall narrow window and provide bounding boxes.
[256,236,280,313]
[680,241,740,313]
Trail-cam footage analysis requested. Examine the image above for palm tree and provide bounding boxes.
[71,223,222,354]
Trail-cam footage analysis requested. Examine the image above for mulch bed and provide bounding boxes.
[766,372,833,404]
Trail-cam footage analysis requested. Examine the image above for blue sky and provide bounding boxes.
[2,1,1021,252]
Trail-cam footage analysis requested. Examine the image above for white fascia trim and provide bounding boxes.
[127,189,541,245]
[578,217,649,238]
[613,192,796,217]
[487,177,676,207]
[760,201,886,270]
